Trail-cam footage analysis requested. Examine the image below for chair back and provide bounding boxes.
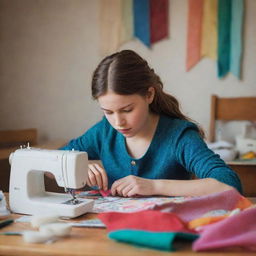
[209,95,256,142]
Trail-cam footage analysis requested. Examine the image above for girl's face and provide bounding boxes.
[98,89,154,138]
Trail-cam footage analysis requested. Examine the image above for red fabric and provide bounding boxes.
[150,0,169,43]
[99,189,112,197]
[98,210,194,233]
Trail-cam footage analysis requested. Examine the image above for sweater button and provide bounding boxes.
[131,160,136,166]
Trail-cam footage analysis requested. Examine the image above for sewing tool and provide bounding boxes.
[0,219,13,229]
[9,147,94,218]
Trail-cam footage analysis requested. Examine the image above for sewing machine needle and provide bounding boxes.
[68,189,78,204]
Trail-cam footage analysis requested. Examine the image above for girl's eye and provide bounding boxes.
[104,111,113,115]
[123,109,132,113]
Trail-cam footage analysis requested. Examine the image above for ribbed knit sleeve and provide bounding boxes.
[175,128,242,193]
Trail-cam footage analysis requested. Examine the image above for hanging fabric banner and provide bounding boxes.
[217,0,232,78]
[201,0,217,60]
[230,0,244,79]
[120,0,134,45]
[133,0,151,47]
[100,0,123,56]
[186,0,203,71]
[150,0,169,44]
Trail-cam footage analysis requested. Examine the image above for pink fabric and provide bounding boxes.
[98,210,194,233]
[154,189,250,222]
[193,207,256,251]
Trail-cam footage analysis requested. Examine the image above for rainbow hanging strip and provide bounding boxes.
[133,0,169,47]
[218,0,244,78]
[230,0,244,79]
[100,0,134,56]
[218,0,232,78]
[201,0,217,60]
[100,0,123,56]
[186,0,203,71]
[187,0,244,79]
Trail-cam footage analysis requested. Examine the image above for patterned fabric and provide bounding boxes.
[99,189,255,251]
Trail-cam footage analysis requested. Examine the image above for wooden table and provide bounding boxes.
[0,197,255,256]
[227,160,256,197]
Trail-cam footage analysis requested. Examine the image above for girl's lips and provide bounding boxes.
[117,128,131,134]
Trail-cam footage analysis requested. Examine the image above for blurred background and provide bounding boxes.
[0,0,255,143]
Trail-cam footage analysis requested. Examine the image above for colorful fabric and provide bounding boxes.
[120,0,134,45]
[230,0,244,78]
[100,0,123,56]
[186,0,203,71]
[217,0,232,78]
[188,208,239,229]
[99,190,255,251]
[154,189,251,223]
[193,207,256,251]
[60,115,242,193]
[201,0,217,60]
[109,230,198,251]
[150,0,169,44]
[98,210,192,233]
[133,0,150,47]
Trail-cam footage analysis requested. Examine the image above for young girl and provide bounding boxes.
[61,50,242,197]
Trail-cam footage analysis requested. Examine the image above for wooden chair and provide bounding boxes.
[209,95,256,196]
[209,95,256,142]
[0,128,37,192]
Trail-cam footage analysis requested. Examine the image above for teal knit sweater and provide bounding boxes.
[61,115,242,193]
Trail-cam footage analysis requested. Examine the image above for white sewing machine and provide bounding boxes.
[9,147,94,218]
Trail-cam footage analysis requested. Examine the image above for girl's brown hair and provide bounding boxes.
[91,50,204,137]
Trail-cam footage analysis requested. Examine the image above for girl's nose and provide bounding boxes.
[115,114,125,127]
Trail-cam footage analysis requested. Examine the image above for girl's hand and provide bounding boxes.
[86,163,108,191]
[111,175,155,197]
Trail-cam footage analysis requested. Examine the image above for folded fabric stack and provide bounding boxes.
[98,189,256,252]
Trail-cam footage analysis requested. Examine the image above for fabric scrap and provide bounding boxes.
[193,207,256,251]
[109,230,199,251]
[154,189,252,223]
[98,210,193,233]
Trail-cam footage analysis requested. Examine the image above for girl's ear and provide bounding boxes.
[146,87,155,104]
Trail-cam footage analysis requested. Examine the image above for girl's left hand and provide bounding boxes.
[111,175,155,197]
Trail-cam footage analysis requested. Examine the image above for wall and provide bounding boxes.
[0,0,255,143]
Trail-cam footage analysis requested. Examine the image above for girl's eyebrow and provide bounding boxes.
[101,103,133,111]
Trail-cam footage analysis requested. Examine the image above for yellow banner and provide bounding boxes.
[201,0,218,60]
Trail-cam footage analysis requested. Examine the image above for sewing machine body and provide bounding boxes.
[9,148,94,218]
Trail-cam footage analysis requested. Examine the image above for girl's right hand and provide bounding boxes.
[86,163,108,191]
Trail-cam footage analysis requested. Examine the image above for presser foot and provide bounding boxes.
[65,188,79,205]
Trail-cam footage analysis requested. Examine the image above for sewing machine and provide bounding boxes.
[9,147,94,218]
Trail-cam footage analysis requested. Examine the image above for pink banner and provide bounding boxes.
[186,0,203,71]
